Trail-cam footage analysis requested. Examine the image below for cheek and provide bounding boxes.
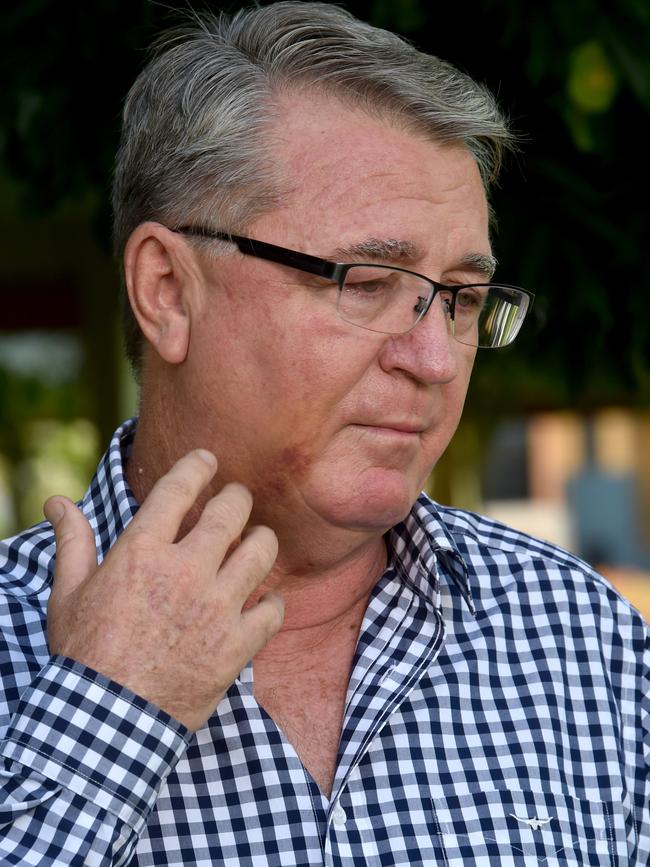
[420,354,475,463]
[443,354,474,423]
[280,445,312,474]
[457,349,476,404]
[249,304,379,413]
[249,346,383,504]
[254,443,316,508]
[188,281,404,472]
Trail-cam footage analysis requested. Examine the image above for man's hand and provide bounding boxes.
[43,450,284,731]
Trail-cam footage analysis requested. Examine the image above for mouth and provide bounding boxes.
[352,422,427,438]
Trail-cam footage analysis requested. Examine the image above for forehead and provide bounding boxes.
[261,93,490,263]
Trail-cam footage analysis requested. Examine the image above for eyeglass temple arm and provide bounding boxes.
[175,226,342,281]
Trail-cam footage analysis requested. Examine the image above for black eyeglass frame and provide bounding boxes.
[173,225,534,344]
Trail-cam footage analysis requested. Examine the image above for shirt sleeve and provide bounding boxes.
[0,656,191,865]
[637,624,650,863]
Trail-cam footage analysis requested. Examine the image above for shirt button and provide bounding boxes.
[331,803,347,827]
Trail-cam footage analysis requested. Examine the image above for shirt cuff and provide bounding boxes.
[0,656,191,831]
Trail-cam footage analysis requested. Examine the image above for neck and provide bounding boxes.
[127,390,389,636]
[251,533,387,631]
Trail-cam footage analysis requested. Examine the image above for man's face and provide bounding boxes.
[179,95,490,535]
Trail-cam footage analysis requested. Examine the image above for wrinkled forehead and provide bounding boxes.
[259,93,490,266]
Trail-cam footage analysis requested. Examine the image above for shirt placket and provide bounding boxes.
[323,557,447,866]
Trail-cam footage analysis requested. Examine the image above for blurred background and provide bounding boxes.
[1,0,649,615]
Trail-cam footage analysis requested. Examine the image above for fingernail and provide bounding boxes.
[195,449,217,467]
[45,499,65,523]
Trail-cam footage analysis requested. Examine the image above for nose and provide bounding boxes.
[377,295,462,385]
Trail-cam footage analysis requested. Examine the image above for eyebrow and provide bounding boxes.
[333,237,418,263]
[332,237,498,281]
[458,252,498,281]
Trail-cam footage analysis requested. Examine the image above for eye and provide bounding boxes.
[344,279,386,295]
[342,270,395,302]
[456,287,485,311]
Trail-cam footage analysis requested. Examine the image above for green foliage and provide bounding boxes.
[0,332,96,530]
[17,418,99,530]
[1,0,649,408]
[383,0,650,410]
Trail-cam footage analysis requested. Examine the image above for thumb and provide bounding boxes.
[44,496,97,596]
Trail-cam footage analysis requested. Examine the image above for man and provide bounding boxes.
[1,3,647,864]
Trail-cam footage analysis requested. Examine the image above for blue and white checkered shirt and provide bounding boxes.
[1,419,648,865]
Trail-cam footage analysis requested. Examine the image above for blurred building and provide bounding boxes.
[481,409,650,618]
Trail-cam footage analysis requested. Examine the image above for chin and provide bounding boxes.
[315,467,421,533]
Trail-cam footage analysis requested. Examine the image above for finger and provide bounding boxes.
[44,497,97,595]
[240,591,285,656]
[180,482,254,564]
[213,524,279,604]
[130,449,218,541]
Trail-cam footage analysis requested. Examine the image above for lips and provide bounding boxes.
[353,421,429,434]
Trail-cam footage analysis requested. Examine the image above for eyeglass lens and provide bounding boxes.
[336,265,530,348]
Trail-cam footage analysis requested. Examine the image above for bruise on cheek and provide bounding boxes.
[257,443,314,501]
[279,445,312,476]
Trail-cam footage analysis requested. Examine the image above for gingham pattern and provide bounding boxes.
[1,419,648,865]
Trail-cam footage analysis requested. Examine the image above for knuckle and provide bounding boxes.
[204,496,247,532]
[258,599,285,642]
[120,540,154,579]
[253,524,278,550]
[230,534,276,579]
[56,528,79,551]
[268,598,285,632]
[119,536,169,581]
[156,475,197,502]
[219,482,253,510]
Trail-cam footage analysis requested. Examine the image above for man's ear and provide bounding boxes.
[124,222,198,365]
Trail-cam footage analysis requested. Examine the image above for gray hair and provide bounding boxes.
[112,1,514,372]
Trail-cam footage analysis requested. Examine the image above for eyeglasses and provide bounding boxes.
[173,226,534,349]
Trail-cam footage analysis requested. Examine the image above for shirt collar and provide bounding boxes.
[387,494,475,616]
[80,417,140,563]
